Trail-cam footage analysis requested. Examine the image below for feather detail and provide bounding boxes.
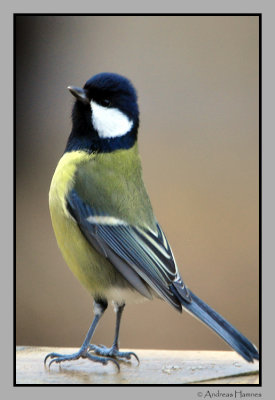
[66,189,192,311]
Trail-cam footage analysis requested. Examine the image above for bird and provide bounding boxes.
[44,72,259,370]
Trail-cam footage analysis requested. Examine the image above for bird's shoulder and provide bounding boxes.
[71,146,156,227]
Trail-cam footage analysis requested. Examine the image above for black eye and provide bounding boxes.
[102,98,112,107]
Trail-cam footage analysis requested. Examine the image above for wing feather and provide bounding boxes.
[67,189,191,310]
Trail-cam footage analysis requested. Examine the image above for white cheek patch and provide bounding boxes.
[90,100,133,139]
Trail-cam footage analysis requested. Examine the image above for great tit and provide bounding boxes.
[45,72,259,370]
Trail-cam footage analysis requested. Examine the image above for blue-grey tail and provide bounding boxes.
[171,285,259,363]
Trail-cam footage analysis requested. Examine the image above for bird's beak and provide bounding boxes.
[68,86,89,104]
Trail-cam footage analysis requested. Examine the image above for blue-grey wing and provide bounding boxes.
[67,189,191,311]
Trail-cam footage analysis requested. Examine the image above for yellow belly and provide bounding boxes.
[49,151,132,298]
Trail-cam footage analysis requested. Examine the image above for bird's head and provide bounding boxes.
[66,73,139,153]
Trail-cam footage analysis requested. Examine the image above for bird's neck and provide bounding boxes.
[65,125,138,154]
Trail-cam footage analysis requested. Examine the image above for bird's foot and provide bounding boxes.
[89,344,139,364]
[44,348,120,370]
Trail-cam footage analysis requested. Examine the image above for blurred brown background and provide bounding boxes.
[16,15,259,352]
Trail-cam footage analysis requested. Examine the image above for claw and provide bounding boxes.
[88,344,139,365]
[116,350,139,364]
[49,358,59,368]
[44,354,50,366]
[44,352,62,366]
[128,352,140,364]
[44,349,120,371]
[86,352,120,371]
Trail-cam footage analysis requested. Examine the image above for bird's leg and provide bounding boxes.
[44,299,119,370]
[89,302,139,363]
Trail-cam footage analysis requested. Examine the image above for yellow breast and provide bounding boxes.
[48,150,130,297]
[49,151,91,218]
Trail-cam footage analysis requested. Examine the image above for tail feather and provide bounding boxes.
[171,285,259,363]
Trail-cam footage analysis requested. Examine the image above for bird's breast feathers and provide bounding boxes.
[49,150,91,218]
[49,144,156,237]
[48,146,159,299]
